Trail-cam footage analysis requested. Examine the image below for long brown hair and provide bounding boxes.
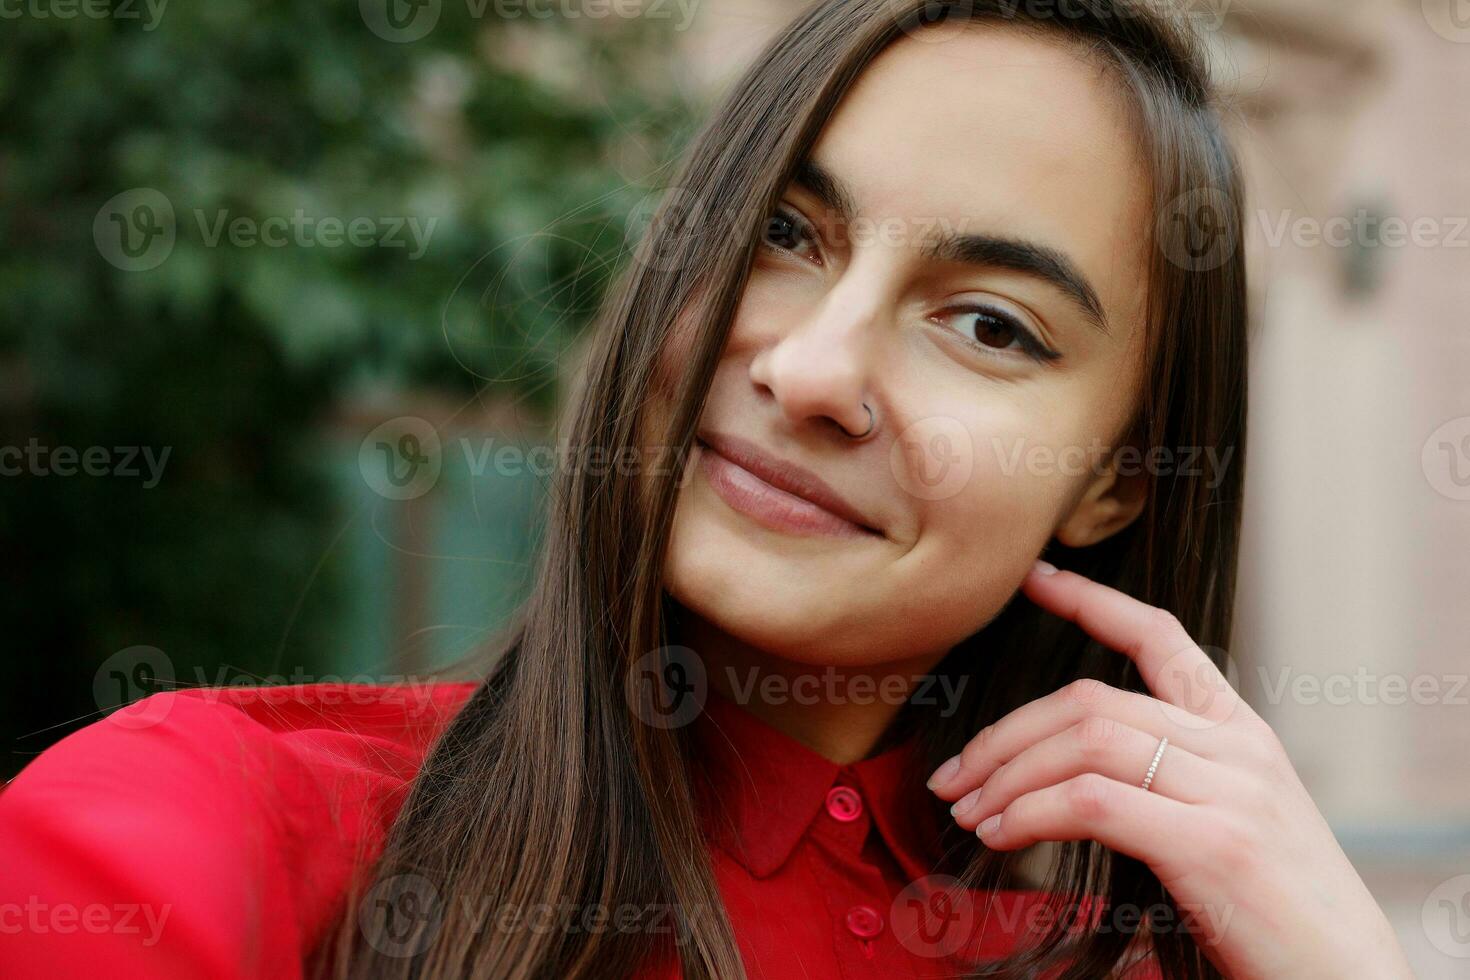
[319,1,1247,977]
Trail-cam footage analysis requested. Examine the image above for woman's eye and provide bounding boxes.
[761,207,820,262]
[940,305,1061,363]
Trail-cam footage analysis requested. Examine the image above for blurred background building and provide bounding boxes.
[2,0,1467,974]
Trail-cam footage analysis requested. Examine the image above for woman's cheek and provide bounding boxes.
[916,433,1079,594]
[650,307,701,404]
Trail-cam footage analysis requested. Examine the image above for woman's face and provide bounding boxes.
[663,24,1154,669]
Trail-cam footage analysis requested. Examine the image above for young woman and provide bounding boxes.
[0,1,1416,978]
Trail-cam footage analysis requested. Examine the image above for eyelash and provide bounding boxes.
[939,305,1062,363]
[759,205,1062,364]
[760,206,820,261]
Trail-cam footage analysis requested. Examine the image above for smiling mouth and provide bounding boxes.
[694,434,882,539]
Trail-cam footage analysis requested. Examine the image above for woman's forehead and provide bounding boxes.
[803,25,1153,345]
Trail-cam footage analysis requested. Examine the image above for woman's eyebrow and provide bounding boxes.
[922,233,1111,336]
[791,157,1111,337]
[792,157,860,228]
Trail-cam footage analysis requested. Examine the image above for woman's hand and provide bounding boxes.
[926,560,1414,980]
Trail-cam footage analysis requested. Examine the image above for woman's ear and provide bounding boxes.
[1053,432,1149,548]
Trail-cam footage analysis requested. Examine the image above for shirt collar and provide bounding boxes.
[689,688,945,881]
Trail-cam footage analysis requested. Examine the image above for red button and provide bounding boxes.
[845,904,884,939]
[825,786,862,822]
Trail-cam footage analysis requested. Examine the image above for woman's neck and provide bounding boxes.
[669,601,949,764]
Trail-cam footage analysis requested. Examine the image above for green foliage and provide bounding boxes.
[0,0,700,776]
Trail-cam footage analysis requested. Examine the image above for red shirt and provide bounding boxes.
[0,682,1161,978]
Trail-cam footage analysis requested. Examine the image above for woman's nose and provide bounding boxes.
[747,282,886,439]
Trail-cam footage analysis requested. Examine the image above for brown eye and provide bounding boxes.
[761,207,819,261]
[937,304,1061,363]
[968,310,1021,349]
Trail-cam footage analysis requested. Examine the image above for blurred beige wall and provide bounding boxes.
[1220,0,1470,823]
[1219,3,1470,972]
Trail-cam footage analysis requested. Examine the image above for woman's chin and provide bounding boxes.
[666,578,943,672]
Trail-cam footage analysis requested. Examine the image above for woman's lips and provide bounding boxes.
[695,435,880,539]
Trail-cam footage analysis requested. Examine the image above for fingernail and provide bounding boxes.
[1033,559,1058,576]
[977,813,1002,837]
[927,755,961,789]
[950,786,983,817]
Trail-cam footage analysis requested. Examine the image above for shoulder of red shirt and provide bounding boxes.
[0,680,477,980]
[0,680,1163,980]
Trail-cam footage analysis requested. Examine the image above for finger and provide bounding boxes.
[1021,561,1241,723]
[973,772,1196,870]
[927,677,1227,799]
[949,717,1223,832]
